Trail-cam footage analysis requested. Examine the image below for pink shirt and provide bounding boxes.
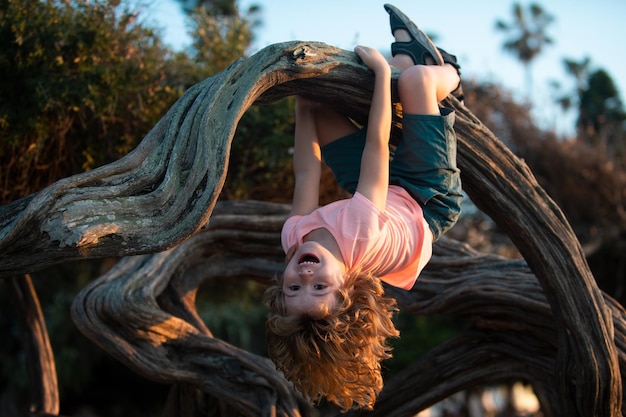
[281,185,433,290]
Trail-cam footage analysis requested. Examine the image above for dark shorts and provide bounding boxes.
[321,108,462,240]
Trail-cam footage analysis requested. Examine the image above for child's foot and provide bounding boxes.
[384,4,464,102]
[384,4,444,66]
[437,48,465,102]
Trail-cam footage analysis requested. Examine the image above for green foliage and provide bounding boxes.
[578,69,626,140]
[557,56,626,152]
[175,0,261,17]
[223,98,296,201]
[188,3,254,74]
[197,279,268,355]
[0,0,187,203]
[0,0,267,205]
[385,312,466,376]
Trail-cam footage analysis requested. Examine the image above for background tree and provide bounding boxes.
[550,56,591,115]
[554,56,626,155]
[577,69,626,153]
[182,0,260,80]
[177,0,241,15]
[495,2,554,100]
[466,71,626,307]
[0,0,188,204]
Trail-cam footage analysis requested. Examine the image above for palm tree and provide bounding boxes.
[495,3,555,101]
[549,56,591,115]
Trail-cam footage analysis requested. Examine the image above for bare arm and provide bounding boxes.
[354,46,392,211]
[289,97,322,216]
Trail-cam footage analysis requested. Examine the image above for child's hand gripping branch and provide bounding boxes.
[265,4,464,411]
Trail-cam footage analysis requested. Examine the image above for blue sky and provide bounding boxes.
[150,0,626,136]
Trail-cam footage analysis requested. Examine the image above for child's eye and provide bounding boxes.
[289,285,300,291]
[313,284,327,290]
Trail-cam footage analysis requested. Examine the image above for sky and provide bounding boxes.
[149,0,626,136]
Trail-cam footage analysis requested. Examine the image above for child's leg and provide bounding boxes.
[380,5,463,239]
[296,97,358,147]
[391,69,463,240]
[390,106,462,240]
[397,65,461,115]
[295,99,366,195]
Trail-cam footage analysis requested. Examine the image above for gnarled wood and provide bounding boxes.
[12,274,60,415]
[451,103,622,416]
[0,41,622,415]
[71,202,626,417]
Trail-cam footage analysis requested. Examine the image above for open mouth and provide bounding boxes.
[298,254,320,265]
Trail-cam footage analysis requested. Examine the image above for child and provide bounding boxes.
[265,4,463,411]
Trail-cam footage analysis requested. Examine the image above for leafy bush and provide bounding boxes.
[0,0,187,203]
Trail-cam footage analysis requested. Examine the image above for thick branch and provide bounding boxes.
[70,202,305,417]
[0,41,621,415]
[12,275,59,415]
[71,202,626,417]
[0,42,357,277]
[452,104,622,416]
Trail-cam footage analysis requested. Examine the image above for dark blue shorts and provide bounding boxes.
[321,108,462,240]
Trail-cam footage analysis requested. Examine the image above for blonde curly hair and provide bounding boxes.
[264,271,399,411]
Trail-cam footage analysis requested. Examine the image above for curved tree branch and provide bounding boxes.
[71,202,626,417]
[0,41,621,415]
[452,104,622,416]
[0,42,359,276]
[12,274,59,415]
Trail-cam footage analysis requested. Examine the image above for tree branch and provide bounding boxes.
[12,275,59,415]
[0,41,621,415]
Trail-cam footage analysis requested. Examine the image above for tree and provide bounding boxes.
[578,69,626,151]
[555,57,626,154]
[495,3,554,100]
[0,0,187,204]
[0,1,278,413]
[0,41,623,416]
[550,56,592,114]
[0,0,264,206]
[179,0,261,81]
[176,0,236,15]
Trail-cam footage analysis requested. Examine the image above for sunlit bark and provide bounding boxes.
[1,41,621,416]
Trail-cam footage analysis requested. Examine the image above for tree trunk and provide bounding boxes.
[12,274,60,415]
[0,41,622,415]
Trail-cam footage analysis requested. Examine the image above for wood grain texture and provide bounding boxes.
[1,41,621,416]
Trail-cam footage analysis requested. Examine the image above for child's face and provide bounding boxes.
[282,241,346,316]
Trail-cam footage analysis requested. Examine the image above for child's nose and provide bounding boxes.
[298,267,314,276]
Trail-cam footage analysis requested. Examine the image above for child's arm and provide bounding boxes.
[354,46,392,211]
[289,96,322,216]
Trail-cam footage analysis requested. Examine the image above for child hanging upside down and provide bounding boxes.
[265,4,463,411]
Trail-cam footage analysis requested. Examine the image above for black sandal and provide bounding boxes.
[384,3,444,66]
[437,48,465,102]
[384,4,465,102]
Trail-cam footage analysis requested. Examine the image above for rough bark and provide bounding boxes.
[69,203,626,417]
[12,274,60,415]
[0,41,622,415]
